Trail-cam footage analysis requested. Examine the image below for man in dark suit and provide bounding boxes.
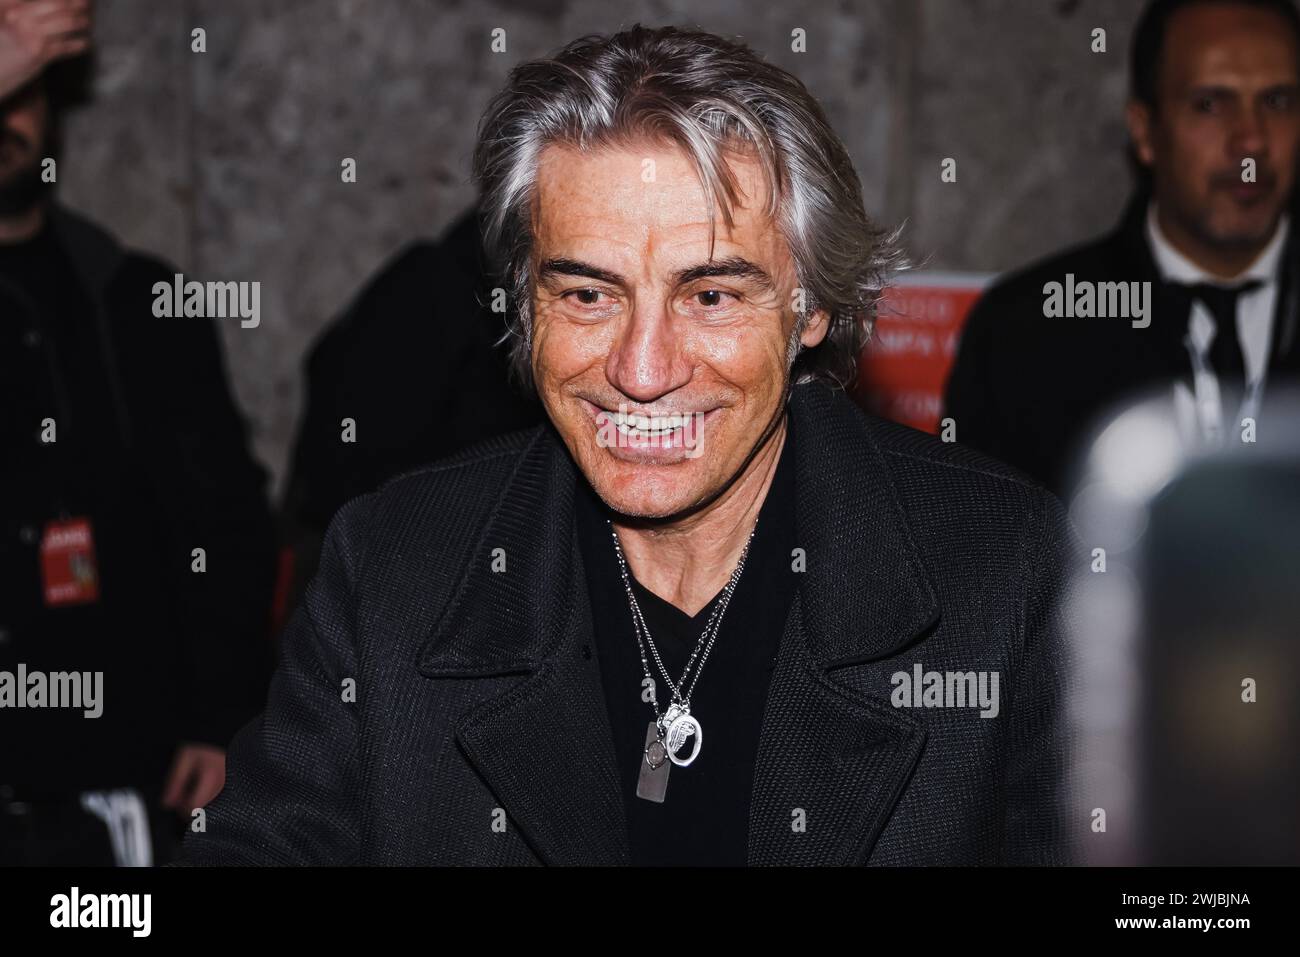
[946,0,1300,497]
[179,24,1079,866]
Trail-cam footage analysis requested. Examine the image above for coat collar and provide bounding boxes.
[417,380,939,864]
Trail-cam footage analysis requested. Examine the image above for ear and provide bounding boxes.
[799,308,831,349]
[1126,99,1157,167]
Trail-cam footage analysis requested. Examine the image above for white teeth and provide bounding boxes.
[602,409,699,440]
[609,411,691,432]
[595,406,708,445]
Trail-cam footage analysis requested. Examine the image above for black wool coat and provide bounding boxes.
[179,380,1080,866]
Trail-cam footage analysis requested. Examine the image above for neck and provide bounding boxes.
[1154,203,1275,281]
[0,203,46,243]
[612,415,788,617]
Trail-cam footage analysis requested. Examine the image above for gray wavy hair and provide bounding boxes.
[471,23,903,392]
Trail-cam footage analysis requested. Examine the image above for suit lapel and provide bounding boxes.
[748,384,939,865]
[417,430,630,865]
[1111,197,1202,384]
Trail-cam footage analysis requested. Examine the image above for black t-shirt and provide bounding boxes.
[574,416,798,866]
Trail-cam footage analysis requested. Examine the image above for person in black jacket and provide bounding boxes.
[945,0,1300,497]
[180,25,1080,866]
[0,39,276,864]
[279,206,540,609]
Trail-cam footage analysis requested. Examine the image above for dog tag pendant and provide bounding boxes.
[635,721,671,802]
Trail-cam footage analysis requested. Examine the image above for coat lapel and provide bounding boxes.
[747,383,940,865]
[416,430,630,865]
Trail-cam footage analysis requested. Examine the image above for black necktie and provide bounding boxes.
[1181,280,1263,384]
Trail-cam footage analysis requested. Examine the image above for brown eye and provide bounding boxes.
[1266,90,1295,112]
[697,290,723,307]
[573,289,602,305]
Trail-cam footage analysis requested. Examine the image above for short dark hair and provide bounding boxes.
[1131,0,1300,109]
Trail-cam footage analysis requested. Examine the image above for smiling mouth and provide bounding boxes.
[605,409,700,439]
[583,400,717,455]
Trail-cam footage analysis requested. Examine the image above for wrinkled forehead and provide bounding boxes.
[530,139,788,267]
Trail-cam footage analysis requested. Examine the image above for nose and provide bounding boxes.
[604,300,693,403]
[1230,104,1269,161]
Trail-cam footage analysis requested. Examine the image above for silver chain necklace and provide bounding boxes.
[607,519,757,803]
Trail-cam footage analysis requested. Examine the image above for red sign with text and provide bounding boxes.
[855,273,991,434]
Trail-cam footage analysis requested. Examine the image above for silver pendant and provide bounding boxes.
[660,702,685,731]
[665,708,703,767]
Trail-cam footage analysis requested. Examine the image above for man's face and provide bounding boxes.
[529,139,827,520]
[0,80,49,213]
[1129,3,1300,250]
[0,80,47,181]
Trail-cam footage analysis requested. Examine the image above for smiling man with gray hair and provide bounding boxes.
[180,24,1079,866]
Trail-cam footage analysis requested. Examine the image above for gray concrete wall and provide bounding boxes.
[57,0,1141,493]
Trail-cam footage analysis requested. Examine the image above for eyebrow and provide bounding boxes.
[538,258,624,286]
[675,257,777,291]
[1187,82,1300,98]
[538,256,777,292]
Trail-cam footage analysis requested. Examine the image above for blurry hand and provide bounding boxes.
[0,0,92,100]
[161,743,227,816]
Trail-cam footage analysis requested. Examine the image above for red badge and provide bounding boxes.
[39,517,100,607]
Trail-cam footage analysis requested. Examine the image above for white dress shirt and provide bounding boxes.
[1146,203,1288,444]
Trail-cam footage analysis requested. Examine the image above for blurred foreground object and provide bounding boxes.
[1066,388,1300,864]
